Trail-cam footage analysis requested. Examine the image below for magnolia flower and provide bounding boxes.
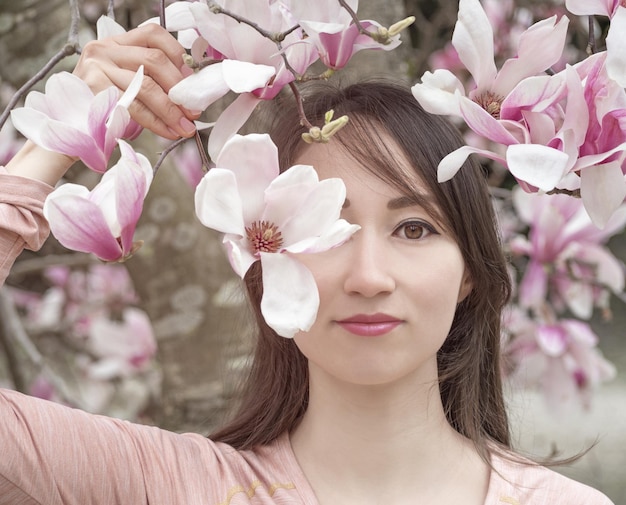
[509,188,626,319]
[43,141,153,261]
[159,1,318,159]
[10,69,144,173]
[411,0,570,190]
[288,0,404,70]
[194,133,359,337]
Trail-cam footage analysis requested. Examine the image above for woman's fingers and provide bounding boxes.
[73,24,198,138]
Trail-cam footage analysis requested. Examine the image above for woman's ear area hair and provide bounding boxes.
[457,268,473,304]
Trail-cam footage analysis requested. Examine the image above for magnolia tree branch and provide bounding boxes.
[0,0,82,130]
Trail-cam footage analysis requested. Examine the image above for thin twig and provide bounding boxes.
[0,289,45,369]
[337,0,370,36]
[0,0,82,130]
[587,16,596,55]
[107,0,115,18]
[289,82,314,130]
[153,137,187,175]
[160,0,166,30]
[194,132,211,170]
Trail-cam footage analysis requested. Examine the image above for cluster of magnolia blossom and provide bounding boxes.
[9,0,404,337]
[8,264,159,419]
[414,0,626,410]
[412,0,626,229]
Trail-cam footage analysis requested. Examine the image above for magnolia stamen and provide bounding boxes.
[246,220,284,254]
[473,91,503,119]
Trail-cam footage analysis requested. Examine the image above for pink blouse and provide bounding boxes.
[0,173,615,505]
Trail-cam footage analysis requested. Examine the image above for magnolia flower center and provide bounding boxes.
[474,91,503,119]
[246,220,284,254]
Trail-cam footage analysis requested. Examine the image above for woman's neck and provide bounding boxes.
[289,364,489,505]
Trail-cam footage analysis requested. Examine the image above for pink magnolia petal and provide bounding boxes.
[579,161,626,228]
[536,325,567,357]
[506,143,569,191]
[606,7,626,87]
[459,96,522,145]
[44,190,123,261]
[518,260,548,309]
[452,0,497,92]
[493,16,569,96]
[10,108,107,172]
[501,74,566,121]
[88,87,119,152]
[195,168,246,236]
[208,93,261,160]
[259,253,320,338]
[43,72,94,127]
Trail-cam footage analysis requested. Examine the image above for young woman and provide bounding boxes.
[0,24,614,505]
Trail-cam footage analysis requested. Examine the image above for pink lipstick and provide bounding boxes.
[336,313,402,337]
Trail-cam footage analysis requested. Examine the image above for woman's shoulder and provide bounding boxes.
[486,448,614,505]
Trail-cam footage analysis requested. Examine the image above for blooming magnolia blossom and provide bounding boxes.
[503,307,616,411]
[509,188,626,319]
[288,0,402,70]
[10,69,144,173]
[194,133,359,337]
[154,0,317,159]
[412,0,570,189]
[43,140,153,262]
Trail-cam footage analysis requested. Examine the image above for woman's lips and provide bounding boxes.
[336,313,403,337]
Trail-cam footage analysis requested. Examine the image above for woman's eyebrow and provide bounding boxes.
[387,194,433,210]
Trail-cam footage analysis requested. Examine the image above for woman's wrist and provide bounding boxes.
[4,141,77,187]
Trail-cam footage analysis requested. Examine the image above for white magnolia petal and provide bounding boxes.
[580,161,626,229]
[223,237,257,278]
[411,70,464,116]
[96,15,127,39]
[606,7,626,87]
[139,1,197,31]
[437,145,506,182]
[271,178,347,245]
[221,59,276,93]
[169,63,231,110]
[208,93,261,161]
[452,0,497,91]
[44,73,94,127]
[259,253,320,338]
[565,0,613,16]
[286,219,360,254]
[506,144,569,191]
[194,168,246,236]
[117,66,144,109]
[216,133,278,223]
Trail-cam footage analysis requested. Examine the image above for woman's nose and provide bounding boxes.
[342,232,396,297]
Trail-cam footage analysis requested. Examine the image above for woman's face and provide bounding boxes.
[292,141,472,389]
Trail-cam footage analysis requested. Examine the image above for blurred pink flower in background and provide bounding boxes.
[509,187,626,319]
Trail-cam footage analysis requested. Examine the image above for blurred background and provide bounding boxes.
[0,0,624,502]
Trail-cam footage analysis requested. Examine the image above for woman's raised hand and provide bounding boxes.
[73,23,199,140]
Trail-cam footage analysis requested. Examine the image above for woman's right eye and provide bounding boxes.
[393,220,438,240]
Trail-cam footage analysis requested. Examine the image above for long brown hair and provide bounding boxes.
[210,80,513,459]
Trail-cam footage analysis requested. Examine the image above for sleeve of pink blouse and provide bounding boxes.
[0,169,54,286]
